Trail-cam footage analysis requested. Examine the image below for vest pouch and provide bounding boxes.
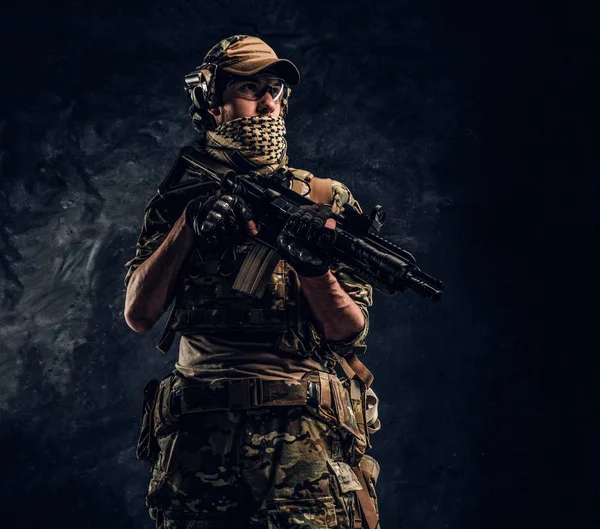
[330,377,368,467]
[341,378,370,467]
[136,379,160,464]
[153,372,180,437]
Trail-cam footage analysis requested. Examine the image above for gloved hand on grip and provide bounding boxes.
[277,203,337,277]
[185,194,255,244]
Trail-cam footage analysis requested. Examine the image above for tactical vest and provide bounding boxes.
[152,147,336,366]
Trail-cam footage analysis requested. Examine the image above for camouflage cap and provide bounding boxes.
[203,35,300,86]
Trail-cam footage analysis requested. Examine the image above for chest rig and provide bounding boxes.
[152,147,334,362]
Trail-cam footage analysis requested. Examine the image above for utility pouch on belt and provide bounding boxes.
[136,379,161,464]
[330,377,362,440]
[329,375,380,529]
[338,378,370,467]
[153,372,181,437]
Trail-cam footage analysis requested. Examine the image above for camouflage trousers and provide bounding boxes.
[146,404,360,529]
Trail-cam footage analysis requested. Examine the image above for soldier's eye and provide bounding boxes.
[239,83,259,94]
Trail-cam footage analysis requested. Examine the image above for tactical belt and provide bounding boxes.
[169,375,332,416]
[175,308,287,332]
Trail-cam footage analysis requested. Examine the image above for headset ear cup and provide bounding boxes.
[185,65,217,135]
[189,105,204,133]
[189,90,216,134]
[191,86,206,110]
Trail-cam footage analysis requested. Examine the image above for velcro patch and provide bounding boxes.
[327,459,363,494]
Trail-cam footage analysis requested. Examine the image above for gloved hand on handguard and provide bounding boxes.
[276,203,337,277]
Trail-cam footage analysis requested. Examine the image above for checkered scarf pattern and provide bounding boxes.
[205,116,288,173]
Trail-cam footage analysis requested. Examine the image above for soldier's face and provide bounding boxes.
[208,74,282,124]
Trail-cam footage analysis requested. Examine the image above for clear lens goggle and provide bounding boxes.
[225,77,287,102]
[184,64,287,105]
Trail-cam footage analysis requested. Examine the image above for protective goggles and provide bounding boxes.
[224,76,287,102]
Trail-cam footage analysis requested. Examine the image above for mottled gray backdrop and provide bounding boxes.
[0,0,595,528]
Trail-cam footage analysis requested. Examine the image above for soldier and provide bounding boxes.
[124,35,381,529]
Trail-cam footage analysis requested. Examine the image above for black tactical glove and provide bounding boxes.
[185,194,254,244]
[276,204,337,277]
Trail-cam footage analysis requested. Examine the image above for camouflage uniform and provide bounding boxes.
[145,373,364,529]
[126,31,380,528]
[124,164,372,366]
[125,151,380,529]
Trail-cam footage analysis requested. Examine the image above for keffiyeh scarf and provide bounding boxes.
[205,115,288,175]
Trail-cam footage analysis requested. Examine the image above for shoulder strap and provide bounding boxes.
[180,145,237,179]
[334,353,374,389]
[351,467,380,529]
[310,177,333,204]
[288,169,333,204]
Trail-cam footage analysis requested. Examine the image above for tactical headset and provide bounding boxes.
[184,41,292,134]
[184,62,221,133]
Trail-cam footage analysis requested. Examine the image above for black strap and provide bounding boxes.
[156,289,184,354]
[175,308,287,331]
[180,145,237,180]
[170,378,310,415]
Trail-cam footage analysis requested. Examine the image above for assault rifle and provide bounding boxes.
[157,147,445,301]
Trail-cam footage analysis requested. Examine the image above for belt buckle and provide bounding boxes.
[228,379,264,409]
[251,378,264,407]
[169,388,182,417]
[306,380,319,407]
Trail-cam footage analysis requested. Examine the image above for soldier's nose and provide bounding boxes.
[257,92,277,114]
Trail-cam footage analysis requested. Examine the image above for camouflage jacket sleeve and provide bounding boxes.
[123,197,173,288]
[322,179,374,356]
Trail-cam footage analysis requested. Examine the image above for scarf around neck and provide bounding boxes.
[204,115,288,175]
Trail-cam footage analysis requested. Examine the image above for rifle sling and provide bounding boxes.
[352,466,380,529]
[334,353,374,389]
[180,146,237,180]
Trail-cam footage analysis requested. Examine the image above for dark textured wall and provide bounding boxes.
[0,1,594,528]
